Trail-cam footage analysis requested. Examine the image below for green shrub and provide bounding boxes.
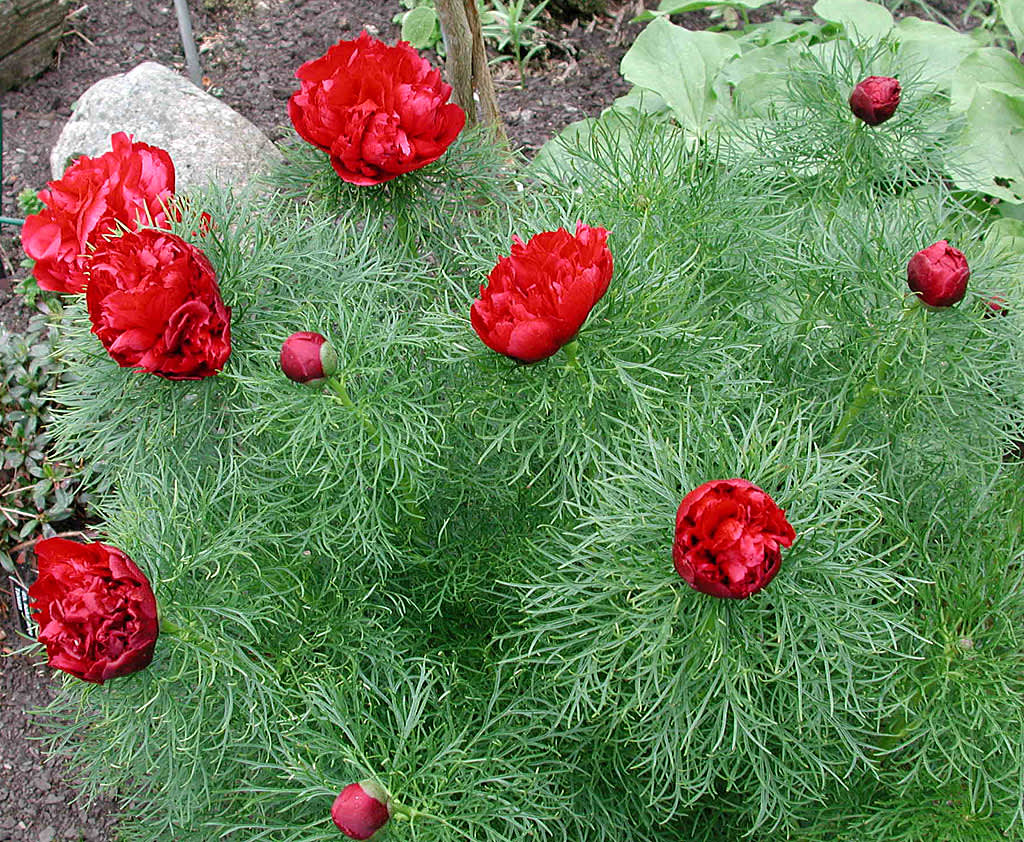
[30,15,1024,842]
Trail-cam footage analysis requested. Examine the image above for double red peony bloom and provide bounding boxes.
[471,222,614,363]
[29,537,159,684]
[20,132,176,294]
[87,229,232,379]
[906,240,970,308]
[673,479,796,599]
[331,781,391,840]
[288,32,466,185]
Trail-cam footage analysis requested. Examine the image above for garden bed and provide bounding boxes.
[0,0,1016,839]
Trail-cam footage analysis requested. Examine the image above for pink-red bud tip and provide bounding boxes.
[280,331,338,384]
[907,240,970,308]
[331,781,390,840]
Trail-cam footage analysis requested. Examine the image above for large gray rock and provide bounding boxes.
[50,62,282,192]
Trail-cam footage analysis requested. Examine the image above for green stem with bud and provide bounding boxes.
[158,618,183,636]
[325,375,381,441]
[391,203,421,263]
[158,616,223,660]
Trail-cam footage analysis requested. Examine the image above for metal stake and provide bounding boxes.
[172,0,203,86]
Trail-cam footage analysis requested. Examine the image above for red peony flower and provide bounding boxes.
[331,781,391,840]
[985,295,1007,317]
[849,76,901,126]
[907,240,970,308]
[280,331,338,384]
[288,31,466,186]
[86,229,231,380]
[20,132,176,294]
[29,537,159,684]
[470,222,614,363]
[673,479,796,599]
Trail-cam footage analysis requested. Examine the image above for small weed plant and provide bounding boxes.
[1,305,86,572]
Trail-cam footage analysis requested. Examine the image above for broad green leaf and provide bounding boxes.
[813,0,893,46]
[531,118,599,181]
[610,86,670,118]
[656,0,772,12]
[721,43,800,84]
[893,17,976,89]
[532,106,690,182]
[997,0,1024,49]
[737,19,824,47]
[620,18,740,136]
[720,44,800,116]
[947,85,1024,203]
[984,218,1024,261]
[951,48,1024,113]
[401,6,438,49]
[530,112,633,181]
[808,38,843,65]
[997,200,1024,220]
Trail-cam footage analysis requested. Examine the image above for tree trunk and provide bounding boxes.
[435,0,508,146]
[0,0,70,92]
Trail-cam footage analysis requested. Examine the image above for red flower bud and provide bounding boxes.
[907,240,970,308]
[985,295,1007,317]
[673,479,796,599]
[280,331,338,384]
[331,781,391,840]
[849,76,901,126]
[470,222,614,363]
[29,538,159,683]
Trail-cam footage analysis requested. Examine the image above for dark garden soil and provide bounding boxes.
[0,0,985,836]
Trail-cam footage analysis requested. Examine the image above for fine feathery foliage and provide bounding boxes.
[30,42,1024,842]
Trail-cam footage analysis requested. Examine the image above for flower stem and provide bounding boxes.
[325,375,380,441]
[393,210,419,261]
[826,304,916,451]
[562,340,580,369]
[827,379,880,451]
[325,375,426,527]
[158,618,183,636]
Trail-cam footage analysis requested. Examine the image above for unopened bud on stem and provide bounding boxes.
[849,76,901,125]
[280,331,338,384]
[331,780,391,840]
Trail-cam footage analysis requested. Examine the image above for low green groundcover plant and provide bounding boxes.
[13,11,1024,842]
